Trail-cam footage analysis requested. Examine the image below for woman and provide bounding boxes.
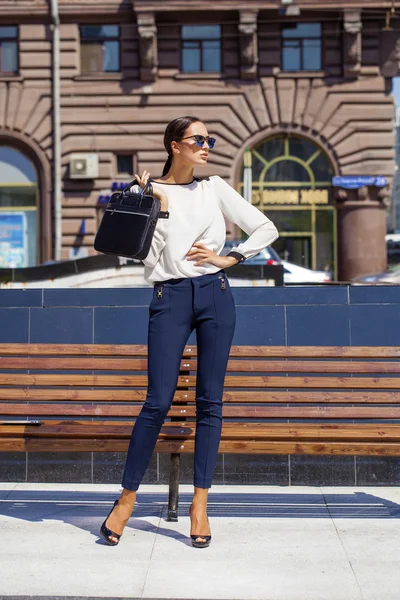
[100,116,278,548]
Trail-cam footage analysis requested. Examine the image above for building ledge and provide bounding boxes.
[173,72,224,80]
[276,70,326,79]
[0,75,23,82]
[73,73,123,82]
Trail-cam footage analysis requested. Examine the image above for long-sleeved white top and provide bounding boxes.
[132,175,279,284]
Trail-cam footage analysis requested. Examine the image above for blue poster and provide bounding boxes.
[0,212,27,268]
[332,176,388,189]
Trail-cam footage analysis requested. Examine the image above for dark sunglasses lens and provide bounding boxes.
[208,137,216,149]
[194,136,205,147]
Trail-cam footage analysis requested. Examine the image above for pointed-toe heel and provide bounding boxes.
[100,499,122,546]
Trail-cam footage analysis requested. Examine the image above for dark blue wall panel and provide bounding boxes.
[350,305,400,346]
[30,308,93,343]
[0,285,399,346]
[233,306,286,345]
[94,307,149,344]
[0,290,42,308]
[0,308,29,342]
[44,288,152,307]
[286,305,351,346]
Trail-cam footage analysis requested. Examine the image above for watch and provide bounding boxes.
[159,211,170,219]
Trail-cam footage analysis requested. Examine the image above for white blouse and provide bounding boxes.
[132,175,279,284]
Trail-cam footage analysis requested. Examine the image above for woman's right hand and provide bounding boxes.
[134,170,168,212]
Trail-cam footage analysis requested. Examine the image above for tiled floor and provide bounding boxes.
[1,483,400,600]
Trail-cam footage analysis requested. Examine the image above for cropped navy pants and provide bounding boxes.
[121,269,236,491]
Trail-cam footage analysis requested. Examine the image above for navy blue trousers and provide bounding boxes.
[121,269,236,491]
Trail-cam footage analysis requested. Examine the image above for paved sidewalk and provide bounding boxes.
[1,483,400,600]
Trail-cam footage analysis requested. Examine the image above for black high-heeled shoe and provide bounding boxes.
[100,500,122,546]
[189,504,212,549]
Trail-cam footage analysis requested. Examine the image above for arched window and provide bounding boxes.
[0,146,38,267]
[240,134,336,275]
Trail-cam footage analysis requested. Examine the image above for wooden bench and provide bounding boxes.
[1,343,400,520]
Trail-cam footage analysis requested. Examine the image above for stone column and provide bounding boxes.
[238,10,258,80]
[343,9,362,78]
[137,12,158,82]
[335,185,389,281]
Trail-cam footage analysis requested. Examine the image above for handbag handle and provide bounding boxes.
[121,178,153,198]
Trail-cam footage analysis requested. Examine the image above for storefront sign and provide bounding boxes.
[0,212,27,268]
[332,176,388,189]
[252,189,330,206]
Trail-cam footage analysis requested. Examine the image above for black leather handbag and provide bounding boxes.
[94,179,167,260]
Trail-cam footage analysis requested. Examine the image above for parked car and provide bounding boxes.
[222,242,332,283]
[281,260,332,283]
[222,241,281,266]
[353,265,400,284]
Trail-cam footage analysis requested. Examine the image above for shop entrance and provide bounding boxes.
[0,146,38,267]
[240,133,336,277]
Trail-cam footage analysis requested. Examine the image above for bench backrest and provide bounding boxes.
[1,344,400,424]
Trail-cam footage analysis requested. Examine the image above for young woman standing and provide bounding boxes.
[100,116,279,548]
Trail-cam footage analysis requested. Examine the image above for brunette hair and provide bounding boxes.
[161,115,201,176]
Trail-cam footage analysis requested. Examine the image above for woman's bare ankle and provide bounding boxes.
[120,488,137,507]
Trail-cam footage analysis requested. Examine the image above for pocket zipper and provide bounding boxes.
[219,276,226,290]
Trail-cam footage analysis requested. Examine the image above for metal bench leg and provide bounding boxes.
[167,453,180,521]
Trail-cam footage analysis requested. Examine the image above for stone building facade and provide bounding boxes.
[0,0,398,279]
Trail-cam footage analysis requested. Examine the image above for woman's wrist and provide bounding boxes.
[224,256,239,267]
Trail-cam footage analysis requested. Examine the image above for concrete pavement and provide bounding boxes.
[1,483,400,600]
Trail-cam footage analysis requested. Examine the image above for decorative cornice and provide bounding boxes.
[0,0,394,16]
[132,0,398,11]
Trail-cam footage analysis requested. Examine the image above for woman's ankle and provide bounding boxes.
[120,488,137,504]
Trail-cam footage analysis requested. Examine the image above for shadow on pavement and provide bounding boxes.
[1,489,400,546]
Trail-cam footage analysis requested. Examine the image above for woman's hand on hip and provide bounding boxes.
[134,170,168,212]
[186,243,239,268]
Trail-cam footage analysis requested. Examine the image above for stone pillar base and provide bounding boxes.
[336,186,389,281]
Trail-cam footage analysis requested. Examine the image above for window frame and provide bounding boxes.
[281,23,322,72]
[180,25,222,74]
[115,153,137,178]
[0,26,19,76]
[79,25,121,75]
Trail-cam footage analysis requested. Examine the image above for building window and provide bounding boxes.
[80,25,120,73]
[117,154,134,176]
[0,146,38,267]
[282,23,321,71]
[0,27,18,74]
[181,25,221,73]
[240,134,335,274]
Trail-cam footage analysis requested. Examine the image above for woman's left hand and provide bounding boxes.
[186,243,238,268]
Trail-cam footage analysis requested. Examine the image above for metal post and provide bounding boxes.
[243,148,252,203]
[167,453,181,521]
[166,354,191,521]
[50,0,62,261]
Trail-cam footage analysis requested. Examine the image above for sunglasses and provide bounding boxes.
[180,135,216,149]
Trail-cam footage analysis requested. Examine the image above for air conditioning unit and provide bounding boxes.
[70,153,99,179]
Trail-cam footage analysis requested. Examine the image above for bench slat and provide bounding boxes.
[2,437,400,455]
[1,374,399,389]
[2,356,400,375]
[1,389,400,404]
[2,421,400,440]
[4,404,400,419]
[2,357,400,374]
[1,344,400,358]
